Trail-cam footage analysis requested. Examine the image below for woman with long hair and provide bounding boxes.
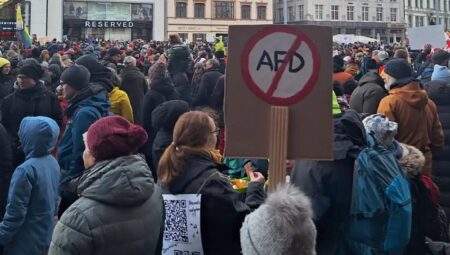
[158,111,265,255]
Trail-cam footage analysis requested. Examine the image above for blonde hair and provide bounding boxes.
[158,111,216,184]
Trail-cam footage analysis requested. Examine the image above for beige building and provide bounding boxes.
[166,0,273,42]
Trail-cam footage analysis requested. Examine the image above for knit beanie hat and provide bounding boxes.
[240,184,316,255]
[60,64,91,91]
[18,61,44,82]
[432,50,450,65]
[363,114,398,148]
[383,58,413,80]
[86,116,148,161]
[0,57,10,69]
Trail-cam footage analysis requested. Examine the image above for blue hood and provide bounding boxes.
[18,116,60,159]
[66,88,110,118]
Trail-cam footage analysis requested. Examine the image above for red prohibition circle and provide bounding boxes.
[241,26,321,106]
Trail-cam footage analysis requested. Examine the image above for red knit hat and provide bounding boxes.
[86,116,148,161]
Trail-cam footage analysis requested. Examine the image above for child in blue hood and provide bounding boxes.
[0,116,60,255]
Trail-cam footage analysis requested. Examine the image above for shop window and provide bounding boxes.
[193,33,206,42]
[257,6,266,20]
[178,33,188,41]
[241,5,251,20]
[214,1,234,19]
[194,3,205,18]
[176,2,187,18]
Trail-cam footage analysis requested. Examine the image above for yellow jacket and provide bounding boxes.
[108,86,134,123]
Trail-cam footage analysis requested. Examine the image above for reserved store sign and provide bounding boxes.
[84,21,134,28]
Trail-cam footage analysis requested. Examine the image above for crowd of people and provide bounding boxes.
[0,33,448,255]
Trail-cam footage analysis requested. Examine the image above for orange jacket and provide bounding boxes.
[377,82,444,175]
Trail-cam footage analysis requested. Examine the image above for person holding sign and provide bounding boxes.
[158,111,265,255]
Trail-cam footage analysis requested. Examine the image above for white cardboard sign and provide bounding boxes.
[407,25,446,50]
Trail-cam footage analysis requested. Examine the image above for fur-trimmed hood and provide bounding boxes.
[398,143,425,176]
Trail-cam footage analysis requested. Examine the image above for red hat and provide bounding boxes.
[86,116,148,161]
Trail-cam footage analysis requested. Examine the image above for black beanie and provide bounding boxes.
[383,59,413,80]
[18,62,44,82]
[60,64,91,90]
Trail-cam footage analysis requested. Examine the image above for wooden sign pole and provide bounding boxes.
[268,106,289,192]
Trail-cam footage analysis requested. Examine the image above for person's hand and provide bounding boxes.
[249,171,265,184]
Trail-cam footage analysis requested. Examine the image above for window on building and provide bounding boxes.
[416,16,424,26]
[347,6,354,21]
[194,3,205,18]
[408,15,413,27]
[257,6,266,20]
[298,5,304,20]
[277,8,283,22]
[193,33,206,42]
[288,7,295,21]
[376,7,383,21]
[427,0,430,8]
[175,2,187,18]
[420,0,423,8]
[178,33,188,41]
[315,5,323,20]
[331,5,339,20]
[415,0,419,7]
[241,5,251,19]
[390,8,397,22]
[408,0,412,7]
[362,6,369,21]
[214,1,234,19]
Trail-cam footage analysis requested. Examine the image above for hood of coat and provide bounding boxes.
[66,85,110,118]
[150,77,177,95]
[432,64,450,81]
[333,109,367,160]
[424,80,450,106]
[18,116,59,159]
[389,82,428,109]
[398,143,425,176]
[151,100,190,131]
[358,72,384,87]
[78,154,154,206]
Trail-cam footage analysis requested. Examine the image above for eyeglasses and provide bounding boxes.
[211,128,220,135]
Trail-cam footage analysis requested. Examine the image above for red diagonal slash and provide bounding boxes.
[266,37,303,97]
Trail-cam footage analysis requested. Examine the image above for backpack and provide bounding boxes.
[345,133,412,254]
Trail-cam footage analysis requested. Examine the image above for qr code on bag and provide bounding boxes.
[164,199,189,242]
[174,250,200,255]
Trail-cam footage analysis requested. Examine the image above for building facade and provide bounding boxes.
[273,0,407,44]
[0,0,165,41]
[167,0,273,42]
[404,0,450,29]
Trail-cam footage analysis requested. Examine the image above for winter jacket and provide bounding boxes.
[377,82,444,176]
[108,86,134,123]
[432,64,450,83]
[0,74,14,103]
[162,153,265,255]
[350,71,387,114]
[290,110,366,255]
[0,116,60,255]
[151,100,190,169]
[192,68,222,108]
[49,155,164,255]
[58,85,110,184]
[1,82,62,167]
[120,66,148,124]
[167,44,192,76]
[211,75,225,128]
[141,78,180,174]
[172,72,192,104]
[333,72,354,86]
[424,80,450,218]
[0,123,12,219]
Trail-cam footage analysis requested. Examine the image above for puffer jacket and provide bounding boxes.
[49,155,165,255]
[350,71,387,114]
[424,80,450,218]
[0,116,60,255]
[167,44,192,76]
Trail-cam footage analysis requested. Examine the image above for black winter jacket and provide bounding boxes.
[424,80,450,218]
[167,44,191,76]
[291,110,366,255]
[192,68,222,108]
[1,82,62,167]
[0,122,13,219]
[120,66,148,124]
[162,153,265,255]
[350,71,387,114]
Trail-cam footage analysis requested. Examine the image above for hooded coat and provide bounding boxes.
[377,82,444,176]
[431,64,450,83]
[163,153,265,255]
[58,85,110,184]
[0,117,60,255]
[1,82,62,167]
[120,66,148,124]
[192,68,222,108]
[290,110,366,255]
[49,155,164,255]
[0,122,13,219]
[424,80,450,217]
[141,78,180,174]
[350,72,387,114]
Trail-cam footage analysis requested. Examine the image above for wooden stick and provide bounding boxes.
[268,106,289,192]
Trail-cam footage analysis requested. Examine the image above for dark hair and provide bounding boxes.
[394,49,409,61]
[333,56,344,73]
[207,59,220,69]
[333,81,343,96]
[169,34,181,45]
[343,80,358,95]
